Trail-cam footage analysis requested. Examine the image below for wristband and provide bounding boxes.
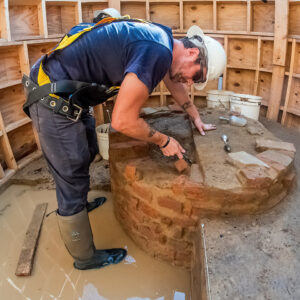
[160,136,170,149]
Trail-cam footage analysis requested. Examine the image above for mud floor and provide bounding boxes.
[0,185,190,300]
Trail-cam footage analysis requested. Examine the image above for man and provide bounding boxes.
[23,9,226,271]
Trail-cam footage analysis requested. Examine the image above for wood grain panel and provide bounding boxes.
[251,2,274,33]
[121,2,146,19]
[183,2,213,31]
[257,72,272,104]
[82,3,108,23]
[0,46,22,83]
[28,42,57,68]
[226,68,255,94]
[260,40,273,71]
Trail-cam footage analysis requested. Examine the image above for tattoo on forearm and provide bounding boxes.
[148,127,157,138]
[181,101,193,111]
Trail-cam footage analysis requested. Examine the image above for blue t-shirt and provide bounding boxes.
[30,21,173,94]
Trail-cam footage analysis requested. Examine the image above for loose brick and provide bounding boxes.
[157,196,183,213]
[227,151,270,169]
[256,150,293,176]
[256,138,296,153]
[237,166,274,188]
[132,182,153,202]
[175,159,189,173]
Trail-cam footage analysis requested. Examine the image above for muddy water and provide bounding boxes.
[0,185,190,300]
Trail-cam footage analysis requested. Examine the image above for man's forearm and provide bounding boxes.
[112,117,168,147]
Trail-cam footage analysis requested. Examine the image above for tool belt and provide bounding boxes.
[22,75,118,121]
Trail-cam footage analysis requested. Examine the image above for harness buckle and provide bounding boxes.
[67,104,83,122]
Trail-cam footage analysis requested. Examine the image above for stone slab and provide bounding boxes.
[256,138,296,153]
[227,151,270,169]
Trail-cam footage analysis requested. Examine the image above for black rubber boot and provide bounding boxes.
[86,197,107,213]
[57,209,127,270]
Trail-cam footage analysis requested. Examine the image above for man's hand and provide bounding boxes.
[194,118,216,136]
[160,136,185,159]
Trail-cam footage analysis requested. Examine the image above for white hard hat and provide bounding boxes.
[93,8,121,19]
[187,25,226,90]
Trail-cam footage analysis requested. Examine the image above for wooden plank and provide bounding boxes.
[17,150,42,169]
[288,2,300,36]
[251,1,275,33]
[5,117,32,133]
[3,0,11,41]
[217,2,247,32]
[282,39,296,125]
[18,43,30,75]
[149,3,180,30]
[179,0,183,32]
[253,37,261,95]
[94,104,104,126]
[9,5,40,40]
[267,0,288,120]
[146,0,150,21]
[183,2,213,31]
[273,0,288,67]
[121,2,146,19]
[260,40,273,71]
[108,0,121,12]
[246,0,250,33]
[213,0,216,31]
[15,203,48,276]
[81,2,108,22]
[0,112,17,170]
[222,35,228,90]
[257,71,272,105]
[0,163,5,179]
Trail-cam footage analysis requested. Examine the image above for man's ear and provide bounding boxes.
[187,47,199,58]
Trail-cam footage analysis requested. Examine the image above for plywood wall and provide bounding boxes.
[0,0,299,182]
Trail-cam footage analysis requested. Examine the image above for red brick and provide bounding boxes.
[172,175,188,194]
[109,140,149,161]
[161,216,173,226]
[184,180,206,201]
[157,196,183,213]
[124,164,142,183]
[138,225,157,240]
[138,201,159,218]
[237,166,274,188]
[175,159,189,173]
[173,216,197,227]
[183,201,192,216]
[168,239,193,251]
[283,170,296,189]
[256,150,293,175]
[132,182,153,202]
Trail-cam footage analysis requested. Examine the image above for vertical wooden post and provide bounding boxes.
[179,0,183,32]
[213,0,217,31]
[94,104,105,126]
[19,43,30,75]
[254,37,261,95]
[159,81,166,106]
[146,0,150,21]
[0,113,17,170]
[108,0,121,13]
[266,0,288,121]
[3,0,11,41]
[281,39,296,125]
[222,36,228,90]
[40,0,48,38]
[77,0,83,24]
[247,0,251,33]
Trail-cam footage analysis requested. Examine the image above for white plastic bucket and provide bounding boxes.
[207,90,233,109]
[230,93,262,120]
[96,123,110,160]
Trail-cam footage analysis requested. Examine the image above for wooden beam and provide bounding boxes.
[222,36,228,90]
[253,37,261,95]
[0,112,17,170]
[281,39,296,125]
[15,203,48,276]
[108,0,120,12]
[266,0,288,121]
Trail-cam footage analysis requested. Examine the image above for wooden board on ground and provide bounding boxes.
[15,202,48,276]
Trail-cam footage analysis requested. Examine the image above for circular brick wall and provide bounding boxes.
[109,109,296,268]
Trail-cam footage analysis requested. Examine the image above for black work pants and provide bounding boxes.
[29,102,99,216]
